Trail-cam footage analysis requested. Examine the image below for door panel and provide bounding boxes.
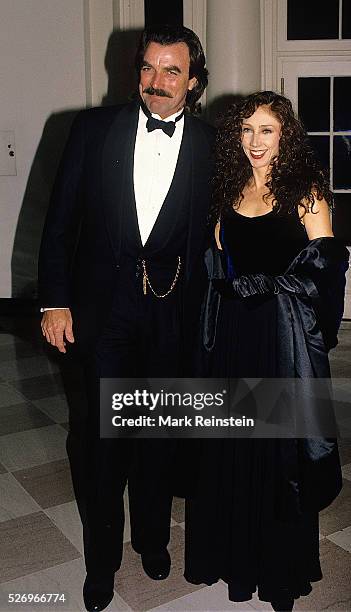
[280,57,351,317]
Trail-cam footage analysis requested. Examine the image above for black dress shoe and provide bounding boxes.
[271,598,294,612]
[83,572,115,611]
[141,549,171,580]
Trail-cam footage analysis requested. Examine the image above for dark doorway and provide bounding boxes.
[144,0,183,27]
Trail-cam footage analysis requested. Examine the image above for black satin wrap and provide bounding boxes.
[201,237,349,516]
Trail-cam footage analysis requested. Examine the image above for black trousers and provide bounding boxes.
[66,275,182,573]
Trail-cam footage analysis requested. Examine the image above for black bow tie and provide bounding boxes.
[146,116,177,137]
[140,97,185,138]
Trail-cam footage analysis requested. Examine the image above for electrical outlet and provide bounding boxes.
[0,131,16,176]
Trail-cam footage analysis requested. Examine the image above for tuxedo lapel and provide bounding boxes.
[102,102,139,263]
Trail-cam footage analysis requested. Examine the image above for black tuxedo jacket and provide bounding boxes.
[38,102,215,360]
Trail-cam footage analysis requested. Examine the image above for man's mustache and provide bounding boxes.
[143,86,173,98]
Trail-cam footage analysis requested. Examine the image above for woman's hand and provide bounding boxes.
[213,273,311,299]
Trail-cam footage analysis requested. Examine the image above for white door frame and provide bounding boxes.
[113,0,144,29]
[260,0,351,92]
[278,55,351,110]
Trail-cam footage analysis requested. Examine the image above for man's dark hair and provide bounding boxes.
[135,24,208,113]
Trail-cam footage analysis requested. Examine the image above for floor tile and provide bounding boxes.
[0,356,59,382]
[327,525,351,554]
[13,459,74,508]
[176,521,185,531]
[332,383,351,424]
[45,501,84,555]
[340,321,351,330]
[149,580,253,611]
[0,402,53,436]
[0,512,81,583]
[0,473,40,521]
[123,489,131,543]
[0,557,132,612]
[11,373,64,401]
[330,360,351,378]
[247,593,278,610]
[291,539,351,610]
[338,438,351,466]
[332,377,351,391]
[33,395,69,423]
[0,560,86,612]
[116,526,203,611]
[0,384,28,408]
[342,462,351,481]
[320,480,351,536]
[0,425,67,471]
[0,334,19,346]
[339,422,351,440]
[0,341,39,361]
[171,497,185,524]
[245,597,273,611]
[331,348,351,363]
[0,319,43,347]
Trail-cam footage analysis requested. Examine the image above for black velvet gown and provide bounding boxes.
[184,208,323,605]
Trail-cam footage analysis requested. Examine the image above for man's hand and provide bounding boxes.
[41,309,75,353]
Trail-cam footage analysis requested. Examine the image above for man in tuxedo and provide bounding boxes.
[39,24,214,612]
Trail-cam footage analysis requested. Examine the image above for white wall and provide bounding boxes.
[206,0,261,104]
[0,0,89,297]
[0,0,147,297]
[87,0,114,106]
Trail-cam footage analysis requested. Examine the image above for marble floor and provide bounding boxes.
[0,315,350,612]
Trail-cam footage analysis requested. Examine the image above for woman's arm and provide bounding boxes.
[214,221,223,250]
[299,196,333,240]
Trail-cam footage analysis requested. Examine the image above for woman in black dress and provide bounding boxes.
[184,92,348,611]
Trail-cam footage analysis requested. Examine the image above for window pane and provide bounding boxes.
[298,78,330,132]
[145,0,183,26]
[333,194,351,245]
[333,136,351,189]
[308,136,330,178]
[342,0,351,38]
[287,0,339,39]
[334,77,351,131]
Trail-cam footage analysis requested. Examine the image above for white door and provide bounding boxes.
[279,56,351,318]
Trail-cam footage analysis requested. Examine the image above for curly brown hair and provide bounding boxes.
[210,91,333,223]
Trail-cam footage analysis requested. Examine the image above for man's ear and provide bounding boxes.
[188,76,197,91]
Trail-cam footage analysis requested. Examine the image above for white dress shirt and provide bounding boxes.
[133,106,184,245]
[42,105,184,310]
